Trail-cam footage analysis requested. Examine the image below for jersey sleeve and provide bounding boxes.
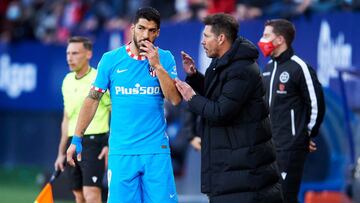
[163,51,177,79]
[61,76,70,115]
[100,91,111,110]
[92,54,111,93]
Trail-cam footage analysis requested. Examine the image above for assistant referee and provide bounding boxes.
[54,36,110,203]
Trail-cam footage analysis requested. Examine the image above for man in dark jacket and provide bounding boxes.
[258,19,325,203]
[175,13,283,203]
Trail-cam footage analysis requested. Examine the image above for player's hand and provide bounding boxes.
[181,51,196,76]
[139,40,160,69]
[54,154,66,172]
[66,135,82,167]
[190,136,201,151]
[98,146,109,169]
[309,139,317,152]
[174,78,196,101]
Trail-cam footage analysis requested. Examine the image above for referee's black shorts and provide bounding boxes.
[66,133,108,190]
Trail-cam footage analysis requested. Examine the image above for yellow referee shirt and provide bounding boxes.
[62,67,110,137]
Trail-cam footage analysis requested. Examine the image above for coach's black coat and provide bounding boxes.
[186,37,282,202]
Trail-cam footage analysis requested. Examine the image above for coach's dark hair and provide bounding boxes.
[203,13,239,43]
[133,7,161,29]
[265,19,295,47]
[68,36,92,51]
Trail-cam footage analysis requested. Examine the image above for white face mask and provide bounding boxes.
[6,4,21,21]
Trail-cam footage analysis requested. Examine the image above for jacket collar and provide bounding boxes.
[272,47,294,64]
[212,36,259,71]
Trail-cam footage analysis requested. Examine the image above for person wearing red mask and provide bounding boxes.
[258,19,325,203]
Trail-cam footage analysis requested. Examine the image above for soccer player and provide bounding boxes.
[66,7,181,203]
[54,36,110,203]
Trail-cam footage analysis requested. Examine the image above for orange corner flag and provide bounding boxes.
[34,183,54,203]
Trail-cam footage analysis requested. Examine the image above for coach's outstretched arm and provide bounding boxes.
[140,40,182,106]
[66,89,102,166]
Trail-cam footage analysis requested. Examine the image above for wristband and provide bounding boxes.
[71,135,83,155]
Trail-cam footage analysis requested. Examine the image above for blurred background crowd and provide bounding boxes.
[1,0,360,44]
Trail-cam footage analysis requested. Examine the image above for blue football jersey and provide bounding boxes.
[93,44,177,155]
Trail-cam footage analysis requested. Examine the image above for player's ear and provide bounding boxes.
[156,29,160,38]
[87,50,93,60]
[217,33,225,45]
[131,24,135,34]
[276,35,285,46]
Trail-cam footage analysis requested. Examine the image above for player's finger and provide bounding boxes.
[66,149,74,166]
[98,152,103,160]
[105,156,108,169]
[309,141,317,152]
[143,40,156,50]
[77,153,82,162]
[175,81,186,92]
[59,162,64,171]
[98,148,106,160]
[175,83,183,93]
[139,46,149,53]
[174,78,183,86]
[67,157,75,167]
[181,51,191,59]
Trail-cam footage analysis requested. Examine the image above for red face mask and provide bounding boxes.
[258,39,276,57]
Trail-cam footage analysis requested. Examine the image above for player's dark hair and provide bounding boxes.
[203,13,239,43]
[68,36,92,51]
[265,19,295,47]
[133,7,161,29]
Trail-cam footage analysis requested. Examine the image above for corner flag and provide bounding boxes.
[34,170,61,203]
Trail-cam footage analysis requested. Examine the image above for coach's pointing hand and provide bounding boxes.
[181,51,196,76]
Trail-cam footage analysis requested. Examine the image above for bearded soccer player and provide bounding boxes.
[66,7,181,203]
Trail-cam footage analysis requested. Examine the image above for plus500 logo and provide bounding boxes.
[0,54,37,98]
[115,83,160,95]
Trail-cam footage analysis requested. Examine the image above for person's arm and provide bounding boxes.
[181,51,205,94]
[66,89,102,166]
[141,40,181,105]
[176,66,257,122]
[54,112,69,171]
[155,66,182,105]
[97,92,111,168]
[74,90,102,136]
[297,64,325,137]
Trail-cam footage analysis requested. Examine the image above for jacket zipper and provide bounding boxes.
[291,109,296,136]
[269,61,277,107]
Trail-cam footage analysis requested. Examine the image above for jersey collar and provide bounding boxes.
[126,43,146,61]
